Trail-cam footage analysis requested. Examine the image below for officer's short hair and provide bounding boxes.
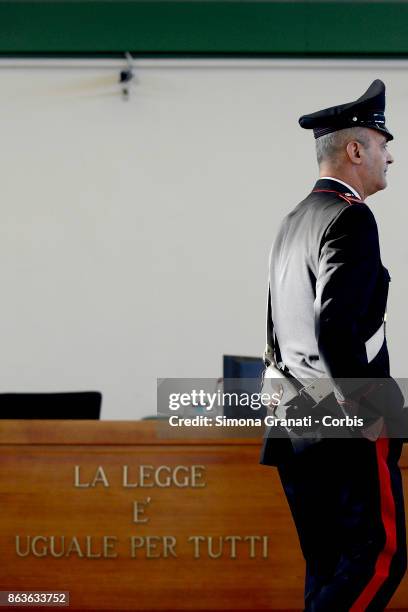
[315,127,371,165]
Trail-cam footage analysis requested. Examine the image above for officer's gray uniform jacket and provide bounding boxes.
[271,177,390,384]
[260,177,393,465]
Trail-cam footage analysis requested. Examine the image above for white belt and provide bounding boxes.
[365,321,385,363]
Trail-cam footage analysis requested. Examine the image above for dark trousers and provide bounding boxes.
[278,438,407,611]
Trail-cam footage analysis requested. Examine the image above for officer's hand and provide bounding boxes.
[360,417,385,441]
[337,397,384,440]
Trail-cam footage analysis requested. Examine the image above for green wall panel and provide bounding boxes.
[0,1,407,55]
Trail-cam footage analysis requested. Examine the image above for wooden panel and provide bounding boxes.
[0,422,407,610]
[0,420,262,446]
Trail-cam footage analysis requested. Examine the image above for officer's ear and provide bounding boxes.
[346,140,364,165]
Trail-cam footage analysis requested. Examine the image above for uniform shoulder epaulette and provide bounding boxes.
[312,189,364,206]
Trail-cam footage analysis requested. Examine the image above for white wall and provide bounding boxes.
[0,59,407,419]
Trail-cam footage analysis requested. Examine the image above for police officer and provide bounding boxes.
[260,80,407,610]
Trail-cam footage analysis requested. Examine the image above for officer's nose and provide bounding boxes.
[387,150,394,165]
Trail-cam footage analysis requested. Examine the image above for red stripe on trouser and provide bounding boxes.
[350,438,397,611]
